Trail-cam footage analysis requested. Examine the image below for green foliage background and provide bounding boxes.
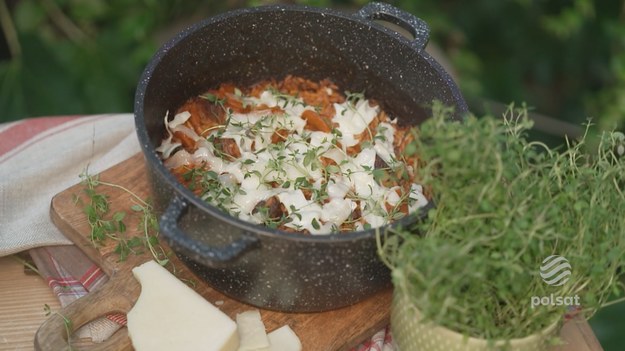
[1,0,623,347]
[2,0,625,133]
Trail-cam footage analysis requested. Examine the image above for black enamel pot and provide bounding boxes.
[134,2,467,312]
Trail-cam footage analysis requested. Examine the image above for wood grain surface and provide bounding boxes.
[34,153,392,351]
[0,256,62,351]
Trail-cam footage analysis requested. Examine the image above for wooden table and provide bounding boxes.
[0,256,60,351]
[0,255,604,351]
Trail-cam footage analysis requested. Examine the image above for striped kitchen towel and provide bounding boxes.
[0,114,140,256]
[1,114,137,342]
[29,245,127,342]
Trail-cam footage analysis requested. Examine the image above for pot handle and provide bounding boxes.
[160,196,258,267]
[355,2,430,51]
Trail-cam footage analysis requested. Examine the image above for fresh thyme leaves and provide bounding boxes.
[302,147,322,171]
[44,304,74,351]
[268,86,306,109]
[378,103,625,341]
[78,171,169,266]
[10,254,42,277]
[200,92,225,107]
[80,174,126,248]
[345,90,365,105]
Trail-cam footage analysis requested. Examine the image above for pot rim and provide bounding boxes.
[134,3,460,243]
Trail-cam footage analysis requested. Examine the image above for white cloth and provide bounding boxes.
[0,114,140,256]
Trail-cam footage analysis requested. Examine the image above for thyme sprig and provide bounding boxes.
[78,171,169,266]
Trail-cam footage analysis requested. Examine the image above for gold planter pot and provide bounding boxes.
[391,291,560,351]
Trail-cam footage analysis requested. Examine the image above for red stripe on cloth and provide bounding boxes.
[384,326,393,344]
[0,116,79,157]
[80,264,105,289]
[46,276,81,287]
[106,313,128,326]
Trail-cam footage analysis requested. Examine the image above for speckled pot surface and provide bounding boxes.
[134,2,467,312]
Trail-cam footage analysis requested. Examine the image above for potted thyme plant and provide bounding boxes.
[378,104,625,351]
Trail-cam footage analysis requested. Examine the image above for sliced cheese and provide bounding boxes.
[268,325,302,351]
[235,309,302,351]
[127,260,238,351]
[236,310,270,351]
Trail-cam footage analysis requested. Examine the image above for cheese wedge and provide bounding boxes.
[236,310,270,351]
[268,325,302,351]
[127,260,239,351]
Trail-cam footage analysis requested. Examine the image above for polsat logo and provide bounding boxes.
[539,255,572,286]
[531,254,580,308]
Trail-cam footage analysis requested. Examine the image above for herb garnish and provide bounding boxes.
[78,171,169,266]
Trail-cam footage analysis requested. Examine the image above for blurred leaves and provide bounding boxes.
[389,0,625,132]
[1,0,625,134]
[0,0,230,121]
[539,0,594,38]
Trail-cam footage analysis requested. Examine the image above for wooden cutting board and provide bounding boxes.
[35,153,392,351]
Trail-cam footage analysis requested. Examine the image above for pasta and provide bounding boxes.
[156,76,428,234]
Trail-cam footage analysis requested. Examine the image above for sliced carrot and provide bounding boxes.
[301,110,331,132]
[320,156,337,167]
[215,138,241,159]
[177,97,224,136]
[256,104,284,114]
[302,188,313,200]
[271,129,289,144]
[252,195,286,221]
[173,131,197,152]
[346,144,361,155]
